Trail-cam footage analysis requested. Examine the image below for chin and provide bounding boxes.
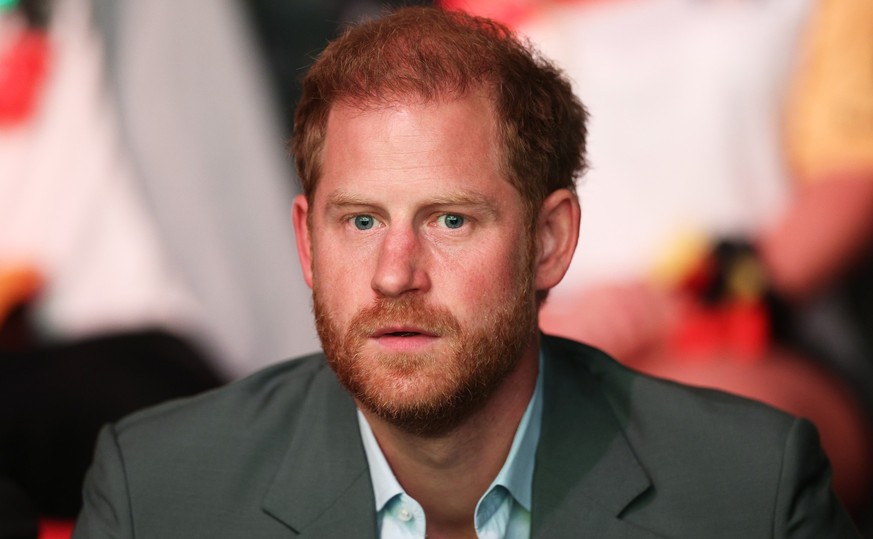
[349,350,513,437]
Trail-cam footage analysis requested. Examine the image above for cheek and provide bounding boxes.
[312,246,374,318]
[434,241,525,308]
[313,228,379,281]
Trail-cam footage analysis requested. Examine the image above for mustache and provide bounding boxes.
[348,295,461,338]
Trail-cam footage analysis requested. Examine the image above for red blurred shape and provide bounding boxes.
[39,519,74,539]
[0,29,51,126]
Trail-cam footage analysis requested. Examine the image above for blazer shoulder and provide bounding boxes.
[541,334,803,488]
[540,335,857,537]
[77,353,366,537]
[112,352,332,445]
[543,334,796,434]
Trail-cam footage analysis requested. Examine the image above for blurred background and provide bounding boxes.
[442,0,873,531]
[1,0,871,537]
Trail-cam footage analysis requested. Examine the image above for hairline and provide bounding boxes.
[305,86,547,228]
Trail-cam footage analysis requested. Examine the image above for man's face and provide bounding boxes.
[294,93,538,436]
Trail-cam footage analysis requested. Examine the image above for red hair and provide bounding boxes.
[292,6,588,220]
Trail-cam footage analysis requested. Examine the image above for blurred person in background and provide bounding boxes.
[442,0,873,523]
[243,0,434,140]
[0,0,321,534]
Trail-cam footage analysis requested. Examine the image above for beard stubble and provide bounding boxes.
[314,246,537,437]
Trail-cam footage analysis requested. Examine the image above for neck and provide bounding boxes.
[361,336,540,537]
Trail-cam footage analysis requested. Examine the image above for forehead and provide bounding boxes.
[317,93,512,204]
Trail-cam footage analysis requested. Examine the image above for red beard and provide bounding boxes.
[314,272,536,437]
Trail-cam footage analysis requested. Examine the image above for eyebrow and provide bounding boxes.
[325,190,500,217]
[324,191,377,209]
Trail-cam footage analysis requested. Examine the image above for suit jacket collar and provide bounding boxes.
[262,362,377,538]
[532,335,663,538]
[262,336,661,538]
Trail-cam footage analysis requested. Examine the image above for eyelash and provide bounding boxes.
[436,214,465,229]
[345,213,469,231]
[349,214,380,231]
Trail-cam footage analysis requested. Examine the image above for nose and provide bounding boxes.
[371,225,430,298]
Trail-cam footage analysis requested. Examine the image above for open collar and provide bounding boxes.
[261,336,664,538]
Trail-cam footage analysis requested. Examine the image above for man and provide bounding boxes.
[73,6,857,538]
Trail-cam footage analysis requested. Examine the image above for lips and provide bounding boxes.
[372,326,438,338]
[370,326,440,352]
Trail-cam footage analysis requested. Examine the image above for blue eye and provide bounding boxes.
[353,215,375,230]
[438,214,465,229]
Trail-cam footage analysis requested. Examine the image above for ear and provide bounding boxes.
[534,189,580,292]
[292,194,314,288]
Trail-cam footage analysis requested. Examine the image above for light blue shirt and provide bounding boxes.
[357,355,544,539]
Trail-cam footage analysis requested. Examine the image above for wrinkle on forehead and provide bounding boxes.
[316,91,516,214]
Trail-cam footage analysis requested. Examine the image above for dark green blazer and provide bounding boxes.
[73,336,857,538]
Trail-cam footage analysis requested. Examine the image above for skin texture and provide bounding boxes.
[292,92,579,538]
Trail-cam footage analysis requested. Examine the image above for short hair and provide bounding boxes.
[291,6,588,221]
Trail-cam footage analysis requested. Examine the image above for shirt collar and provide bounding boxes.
[357,351,545,513]
[357,406,404,512]
[488,351,543,512]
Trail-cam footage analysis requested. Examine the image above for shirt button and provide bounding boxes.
[397,507,413,522]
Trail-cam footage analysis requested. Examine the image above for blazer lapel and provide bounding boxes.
[262,362,377,538]
[533,336,664,538]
